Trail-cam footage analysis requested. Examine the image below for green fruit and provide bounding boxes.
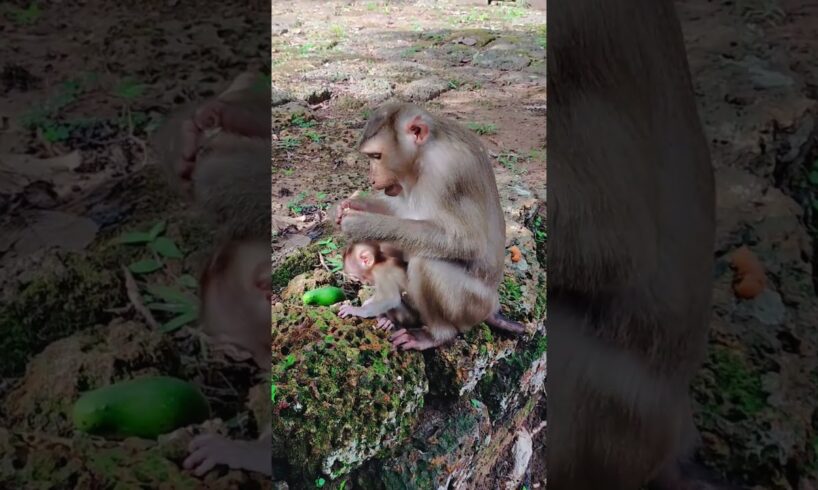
[302,286,345,306]
[72,376,210,439]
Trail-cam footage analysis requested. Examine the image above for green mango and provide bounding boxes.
[72,375,210,439]
[302,286,346,306]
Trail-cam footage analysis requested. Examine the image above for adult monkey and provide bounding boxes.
[337,102,525,351]
[548,1,724,489]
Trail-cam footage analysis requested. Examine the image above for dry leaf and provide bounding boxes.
[11,210,98,255]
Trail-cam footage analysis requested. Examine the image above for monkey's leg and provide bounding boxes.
[394,258,494,350]
[390,325,458,350]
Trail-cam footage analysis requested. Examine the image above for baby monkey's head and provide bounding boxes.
[342,241,385,285]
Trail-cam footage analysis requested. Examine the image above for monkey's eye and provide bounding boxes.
[366,152,382,160]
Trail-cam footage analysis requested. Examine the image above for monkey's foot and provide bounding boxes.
[376,316,395,331]
[390,328,440,350]
[184,433,270,477]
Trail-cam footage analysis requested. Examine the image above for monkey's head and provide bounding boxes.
[359,103,432,197]
[342,241,383,284]
[200,240,271,367]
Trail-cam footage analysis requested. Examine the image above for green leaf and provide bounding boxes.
[148,221,166,240]
[146,302,191,313]
[150,237,184,259]
[809,171,818,185]
[117,231,153,245]
[339,481,347,490]
[470,399,481,409]
[145,284,196,307]
[129,259,162,274]
[315,478,326,488]
[284,353,297,369]
[115,79,145,99]
[178,274,199,289]
[160,311,198,333]
[271,384,277,402]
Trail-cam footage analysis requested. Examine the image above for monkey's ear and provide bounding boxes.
[406,115,430,145]
[252,261,272,297]
[359,249,374,268]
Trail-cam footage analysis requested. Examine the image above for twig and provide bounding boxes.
[124,105,149,167]
[317,250,332,273]
[122,266,160,329]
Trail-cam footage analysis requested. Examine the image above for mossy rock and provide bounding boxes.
[3,321,180,435]
[425,324,518,400]
[478,331,547,421]
[0,427,272,489]
[372,399,491,490]
[272,243,325,292]
[271,304,427,485]
[0,252,127,378]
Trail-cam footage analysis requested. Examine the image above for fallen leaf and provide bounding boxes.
[509,246,522,263]
[0,151,82,176]
[11,210,98,255]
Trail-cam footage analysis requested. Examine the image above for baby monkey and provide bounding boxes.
[340,240,419,331]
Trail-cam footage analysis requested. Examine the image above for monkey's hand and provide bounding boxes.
[376,316,395,331]
[339,304,365,319]
[194,99,270,139]
[184,433,270,476]
[335,197,369,225]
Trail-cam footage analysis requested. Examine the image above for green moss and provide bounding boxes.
[498,275,526,321]
[271,304,426,484]
[478,331,546,420]
[709,347,766,415]
[272,243,324,291]
[533,273,546,322]
[0,253,125,377]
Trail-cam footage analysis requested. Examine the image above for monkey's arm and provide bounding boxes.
[341,211,478,261]
[339,267,404,318]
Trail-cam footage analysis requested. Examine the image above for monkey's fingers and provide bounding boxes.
[184,448,217,476]
[188,433,217,451]
[377,317,394,330]
[390,329,418,350]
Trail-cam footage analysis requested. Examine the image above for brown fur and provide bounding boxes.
[152,73,273,476]
[548,1,715,489]
[341,103,510,349]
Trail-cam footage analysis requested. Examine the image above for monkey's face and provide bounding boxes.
[343,246,375,284]
[360,133,404,197]
[201,241,270,360]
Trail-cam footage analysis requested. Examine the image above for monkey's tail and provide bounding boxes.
[485,311,526,334]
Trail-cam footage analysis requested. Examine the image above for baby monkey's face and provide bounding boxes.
[343,245,376,285]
